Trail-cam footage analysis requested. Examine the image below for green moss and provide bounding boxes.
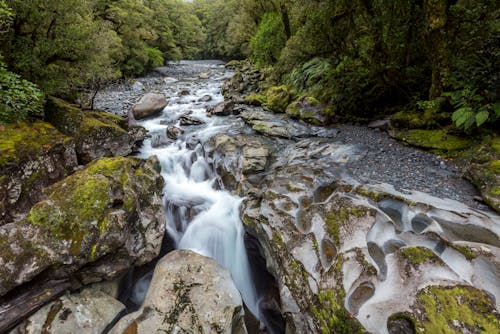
[393,129,470,152]
[88,111,127,129]
[492,137,500,153]
[44,96,84,135]
[490,160,500,174]
[400,246,440,267]
[310,290,365,334]
[272,231,285,249]
[325,204,367,246]
[264,85,291,113]
[412,285,500,333]
[0,121,70,169]
[450,244,477,261]
[243,93,267,106]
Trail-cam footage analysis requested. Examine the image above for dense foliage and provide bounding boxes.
[191,0,499,130]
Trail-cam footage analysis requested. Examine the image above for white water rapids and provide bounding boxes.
[135,61,259,318]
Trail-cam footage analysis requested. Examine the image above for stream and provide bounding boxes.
[133,61,262,325]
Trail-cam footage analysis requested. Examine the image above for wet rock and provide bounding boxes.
[198,94,212,102]
[131,93,168,120]
[0,121,77,225]
[367,118,391,132]
[109,250,247,334]
[45,97,142,164]
[466,160,500,213]
[198,72,210,79]
[206,101,235,117]
[151,132,171,148]
[178,89,190,96]
[10,288,125,334]
[0,157,165,324]
[130,81,144,94]
[179,115,205,126]
[166,125,184,140]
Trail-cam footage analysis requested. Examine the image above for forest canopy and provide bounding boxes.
[0,0,498,130]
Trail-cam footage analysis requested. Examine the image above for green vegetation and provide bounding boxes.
[400,246,441,268]
[397,285,500,333]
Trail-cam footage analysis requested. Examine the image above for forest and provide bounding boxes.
[1,0,498,132]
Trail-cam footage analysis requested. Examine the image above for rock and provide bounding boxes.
[206,101,235,117]
[166,126,184,140]
[198,94,212,102]
[243,93,266,106]
[131,93,168,120]
[45,97,143,164]
[230,134,500,333]
[205,134,271,192]
[285,96,327,126]
[367,119,391,131]
[179,115,205,126]
[10,288,125,334]
[467,160,500,213]
[0,121,77,225]
[0,157,165,330]
[390,129,471,152]
[109,250,247,334]
[264,86,292,113]
[222,72,246,102]
[198,72,210,79]
[388,285,500,333]
[178,89,190,96]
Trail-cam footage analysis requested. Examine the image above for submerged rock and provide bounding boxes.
[179,115,205,126]
[10,288,125,334]
[110,250,247,334]
[131,93,168,119]
[0,157,165,330]
[206,101,235,117]
[0,121,77,225]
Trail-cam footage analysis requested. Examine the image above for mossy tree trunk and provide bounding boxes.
[423,0,451,99]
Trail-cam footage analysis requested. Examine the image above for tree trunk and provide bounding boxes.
[423,0,450,99]
[280,4,291,40]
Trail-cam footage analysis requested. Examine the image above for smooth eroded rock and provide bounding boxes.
[110,250,247,334]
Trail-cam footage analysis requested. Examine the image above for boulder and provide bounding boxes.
[264,86,292,113]
[110,250,247,334]
[131,93,168,120]
[0,121,77,225]
[150,132,171,148]
[45,97,145,164]
[10,288,125,334]
[166,125,184,140]
[0,157,165,331]
[179,115,205,126]
[198,94,212,102]
[206,101,235,117]
[285,96,327,126]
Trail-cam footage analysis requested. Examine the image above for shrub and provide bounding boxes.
[249,12,286,66]
[0,60,44,123]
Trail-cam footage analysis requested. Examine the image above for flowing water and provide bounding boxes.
[135,61,260,318]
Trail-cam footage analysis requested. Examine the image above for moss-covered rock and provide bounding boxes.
[264,86,292,113]
[286,96,327,126]
[44,96,142,164]
[390,98,450,130]
[0,156,165,296]
[391,129,470,153]
[0,121,77,225]
[388,285,500,333]
[243,93,267,106]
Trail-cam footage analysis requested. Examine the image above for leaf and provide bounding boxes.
[475,110,489,126]
[452,107,474,129]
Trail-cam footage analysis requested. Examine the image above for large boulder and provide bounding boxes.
[264,86,292,113]
[131,93,168,119]
[45,97,145,164]
[10,288,125,334]
[110,250,247,334]
[0,121,77,225]
[285,96,328,126]
[0,156,165,331]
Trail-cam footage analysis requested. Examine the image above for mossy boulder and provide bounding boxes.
[286,96,327,126]
[0,121,77,225]
[388,285,500,333]
[0,156,165,297]
[45,97,143,164]
[264,86,292,113]
[391,129,470,154]
[391,98,450,129]
[243,93,267,106]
